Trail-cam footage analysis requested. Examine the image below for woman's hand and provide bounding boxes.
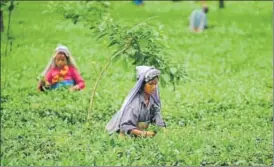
[69,85,80,91]
[45,82,51,88]
[145,131,156,137]
[38,80,48,91]
[37,81,43,91]
[130,129,156,137]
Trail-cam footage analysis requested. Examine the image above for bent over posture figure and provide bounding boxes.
[190,6,209,33]
[37,45,85,91]
[106,66,166,137]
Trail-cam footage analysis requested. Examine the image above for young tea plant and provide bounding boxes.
[87,14,187,120]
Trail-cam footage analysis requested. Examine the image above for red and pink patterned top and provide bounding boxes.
[45,66,85,90]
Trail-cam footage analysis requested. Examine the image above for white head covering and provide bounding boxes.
[105,66,161,134]
[38,44,78,79]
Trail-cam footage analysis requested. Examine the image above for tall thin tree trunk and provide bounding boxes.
[219,0,225,8]
[0,10,4,32]
[5,0,14,56]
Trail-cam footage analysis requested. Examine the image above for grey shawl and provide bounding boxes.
[105,66,161,134]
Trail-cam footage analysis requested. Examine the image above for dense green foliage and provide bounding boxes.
[1,1,272,166]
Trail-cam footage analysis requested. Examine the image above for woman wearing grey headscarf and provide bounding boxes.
[106,66,166,137]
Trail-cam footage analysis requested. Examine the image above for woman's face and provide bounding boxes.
[55,53,67,68]
[144,77,159,96]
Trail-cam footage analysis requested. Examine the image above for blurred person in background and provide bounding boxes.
[133,0,144,6]
[189,5,209,33]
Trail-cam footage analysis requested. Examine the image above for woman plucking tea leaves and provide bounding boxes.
[106,66,166,137]
[189,5,209,33]
[37,45,85,91]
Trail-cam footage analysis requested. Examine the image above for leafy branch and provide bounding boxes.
[45,1,110,25]
[86,15,187,120]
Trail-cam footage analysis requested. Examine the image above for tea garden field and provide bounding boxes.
[0,1,273,166]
